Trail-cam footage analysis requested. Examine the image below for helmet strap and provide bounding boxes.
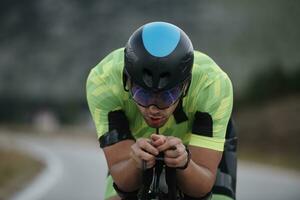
[182,77,192,97]
[122,71,130,92]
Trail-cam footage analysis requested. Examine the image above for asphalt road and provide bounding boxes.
[2,134,300,200]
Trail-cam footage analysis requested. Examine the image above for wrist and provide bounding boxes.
[177,147,191,170]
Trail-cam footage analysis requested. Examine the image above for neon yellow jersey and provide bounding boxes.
[86,48,233,152]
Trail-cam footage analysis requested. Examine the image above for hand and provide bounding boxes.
[151,134,189,168]
[130,138,159,169]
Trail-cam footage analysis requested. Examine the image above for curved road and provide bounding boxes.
[2,133,300,200]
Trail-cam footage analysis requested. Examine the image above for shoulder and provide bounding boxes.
[86,48,126,106]
[193,50,216,65]
[184,50,233,111]
[87,48,124,86]
[191,50,232,90]
[90,48,124,76]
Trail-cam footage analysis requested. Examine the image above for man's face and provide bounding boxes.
[136,101,179,128]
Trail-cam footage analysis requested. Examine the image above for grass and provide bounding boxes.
[0,148,44,200]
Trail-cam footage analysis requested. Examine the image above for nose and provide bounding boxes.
[148,105,160,114]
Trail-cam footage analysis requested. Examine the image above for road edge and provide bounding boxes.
[9,138,64,200]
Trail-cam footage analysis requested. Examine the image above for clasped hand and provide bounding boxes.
[130,134,188,169]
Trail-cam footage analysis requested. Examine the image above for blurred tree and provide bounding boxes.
[238,63,300,106]
[0,0,46,41]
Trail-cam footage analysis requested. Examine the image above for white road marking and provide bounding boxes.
[10,140,63,200]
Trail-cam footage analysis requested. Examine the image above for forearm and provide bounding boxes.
[176,160,215,197]
[109,157,143,192]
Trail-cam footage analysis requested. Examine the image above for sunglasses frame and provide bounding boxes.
[128,81,187,109]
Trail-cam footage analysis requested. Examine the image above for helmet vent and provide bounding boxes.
[158,72,170,89]
[160,72,170,78]
[142,69,153,88]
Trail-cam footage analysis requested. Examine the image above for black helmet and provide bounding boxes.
[124,22,194,92]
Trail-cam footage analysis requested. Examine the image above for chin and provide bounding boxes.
[147,123,163,128]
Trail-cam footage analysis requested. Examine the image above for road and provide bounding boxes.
[2,133,300,200]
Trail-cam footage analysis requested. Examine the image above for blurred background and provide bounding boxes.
[0,0,300,199]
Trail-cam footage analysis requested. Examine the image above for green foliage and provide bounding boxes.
[238,63,300,106]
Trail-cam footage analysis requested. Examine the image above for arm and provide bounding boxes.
[176,145,222,197]
[86,58,144,191]
[102,140,141,192]
[175,68,233,197]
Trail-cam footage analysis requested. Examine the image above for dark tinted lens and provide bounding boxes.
[156,87,181,108]
[131,85,151,107]
[131,84,183,109]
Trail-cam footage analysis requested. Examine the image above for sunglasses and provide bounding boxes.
[130,83,184,109]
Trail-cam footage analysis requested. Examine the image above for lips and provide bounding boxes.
[149,115,163,120]
[150,117,161,121]
[149,116,164,125]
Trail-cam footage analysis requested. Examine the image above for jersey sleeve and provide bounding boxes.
[189,71,233,152]
[86,56,124,139]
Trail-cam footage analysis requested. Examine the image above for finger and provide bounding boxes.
[174,144,186,155]
[157,137,181,152]
[164,152,187,168]
[131,144,156,163]
[164,144,186,158]
[134,147,156,161]
[150,133,160,141]
[145,159,156,169]
[151,134,166,147]
[137,139,159,156]
[164,149,177,158]
[131,152,156,169]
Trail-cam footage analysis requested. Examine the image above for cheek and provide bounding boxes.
[137,106,147,115]
[167,103,179,114]
[165,108,176,117]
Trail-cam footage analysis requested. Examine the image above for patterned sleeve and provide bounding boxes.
[189,69,233,152]
[86,53,124,139]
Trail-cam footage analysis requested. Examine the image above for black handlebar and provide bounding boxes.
[139,128,179,200]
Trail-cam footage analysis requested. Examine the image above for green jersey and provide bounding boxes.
[86,48,233,152]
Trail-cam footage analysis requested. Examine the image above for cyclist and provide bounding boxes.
[86,21,237,200]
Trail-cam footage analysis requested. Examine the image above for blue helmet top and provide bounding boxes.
[142,22,181,57]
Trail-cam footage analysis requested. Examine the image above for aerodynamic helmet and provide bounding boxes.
[124,21,194,92]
